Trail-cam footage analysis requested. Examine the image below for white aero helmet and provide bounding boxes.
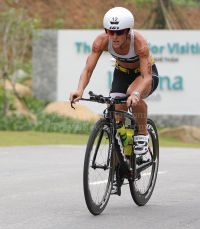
[103,7,134,33]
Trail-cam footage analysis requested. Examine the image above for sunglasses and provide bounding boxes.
[106,29,129,36]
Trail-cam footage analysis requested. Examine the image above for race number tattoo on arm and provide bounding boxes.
[92,41,103,52]
[147,59,152,75]
[138,45,148,58]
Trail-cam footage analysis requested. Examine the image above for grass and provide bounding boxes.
[0,131,89,146]
[0,131,200,148]
[159,136,200,148]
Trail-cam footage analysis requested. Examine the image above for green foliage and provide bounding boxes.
[126,0,200,7]
[22,95,49,114]
[86,23,99,29]
[0,114,35,131]
[35,113,94,134]
[15,59,32,84]
[0,95,95,134]
[0,86,5,116]
[22,59,32,75]
[0,85,16,116]
[16,75,31,84]
[54,18,65,29]
[0,6,41,76]
[125,0,155,8]
[0,113,95,134]
[172,0,200,7]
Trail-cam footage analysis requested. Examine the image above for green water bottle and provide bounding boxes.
[116,121,128,147]
[124,127,134,156]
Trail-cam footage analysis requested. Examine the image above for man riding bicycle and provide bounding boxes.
[70,7,159,192]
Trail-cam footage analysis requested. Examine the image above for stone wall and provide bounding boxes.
[148,115,200,128]
[32,29,58,101]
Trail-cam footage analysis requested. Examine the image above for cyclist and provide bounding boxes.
[70,7,159,192]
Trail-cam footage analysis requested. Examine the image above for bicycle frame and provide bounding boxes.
[71,93,154,181]
[105,104,153,181]
[104,104,136,180]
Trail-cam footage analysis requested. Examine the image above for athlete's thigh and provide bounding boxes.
[126,75,152,99]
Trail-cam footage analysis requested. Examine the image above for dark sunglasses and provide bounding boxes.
[106,29,129,36]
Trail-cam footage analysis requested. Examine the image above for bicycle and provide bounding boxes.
[71,91,159,215]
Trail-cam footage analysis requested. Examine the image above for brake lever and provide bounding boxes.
[71,96,77,110]
[128,105,132,113]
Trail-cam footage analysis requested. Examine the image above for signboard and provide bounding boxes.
[57,30,200,115]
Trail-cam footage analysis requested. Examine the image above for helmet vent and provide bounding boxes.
[110,22,119,25]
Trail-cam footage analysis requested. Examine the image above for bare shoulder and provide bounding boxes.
[92,33,109,52]
[134,30,149,56]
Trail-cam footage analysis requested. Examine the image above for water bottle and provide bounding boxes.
[116,121,128,147]
[124,126,134,156]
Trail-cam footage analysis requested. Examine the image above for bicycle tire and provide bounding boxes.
[129,118,159,206]
[83,118,115,215]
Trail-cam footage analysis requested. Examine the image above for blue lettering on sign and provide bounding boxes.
[75,42,82,53]
[107,72,183,90]
[108,71,112,89]
[76,42,200,54]
[84,42,91,53]
[172,76,183,89]
[159,76,183,90]
[167,43,200,54]
[159,76,171,90]
[168,43,177,53]
[75,42,92,53]
[148,43,165,54]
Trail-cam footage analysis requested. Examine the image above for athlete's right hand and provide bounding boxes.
[69,90,83,103]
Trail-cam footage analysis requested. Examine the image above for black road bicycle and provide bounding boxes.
[71,91,159,215]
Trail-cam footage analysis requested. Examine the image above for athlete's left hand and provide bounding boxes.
[127,94,140,107]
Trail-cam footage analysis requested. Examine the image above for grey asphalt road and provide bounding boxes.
[0,145,200,229]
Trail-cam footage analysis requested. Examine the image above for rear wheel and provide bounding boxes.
[129,118,159,206]
[83,119,115,215]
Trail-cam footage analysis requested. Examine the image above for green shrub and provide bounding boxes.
[0,95,95,134]
[35,113,94,134]
[0,114,35,131]
[0,113,94,134]
[22,95,48,114]
[54,18,65,29]
[0,85,16,116]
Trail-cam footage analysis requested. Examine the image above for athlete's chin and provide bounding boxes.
[112,42,121,48]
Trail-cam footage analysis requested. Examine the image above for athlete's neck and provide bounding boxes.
[120,34,130,50]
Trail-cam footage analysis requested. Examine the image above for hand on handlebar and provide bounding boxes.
[69,90,83,103]
[127,94,139,107]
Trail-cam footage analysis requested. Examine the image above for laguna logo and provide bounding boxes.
[110,26,119,29]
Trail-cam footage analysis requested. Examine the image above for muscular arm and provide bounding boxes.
[77,49,102,93]
[70,33,108,102]
[134,32,152,98]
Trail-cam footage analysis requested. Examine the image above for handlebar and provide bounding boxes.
[71,91,130,109]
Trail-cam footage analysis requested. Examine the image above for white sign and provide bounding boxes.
[57,30,200,115]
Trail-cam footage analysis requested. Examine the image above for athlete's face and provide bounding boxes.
[106,29,128,48]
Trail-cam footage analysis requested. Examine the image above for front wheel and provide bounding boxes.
[83,119,115,215]
[129,118,159,206]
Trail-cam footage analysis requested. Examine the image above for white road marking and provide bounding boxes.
[90,180,108,185]
[141,171,168,176]
[89,171,167,185]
